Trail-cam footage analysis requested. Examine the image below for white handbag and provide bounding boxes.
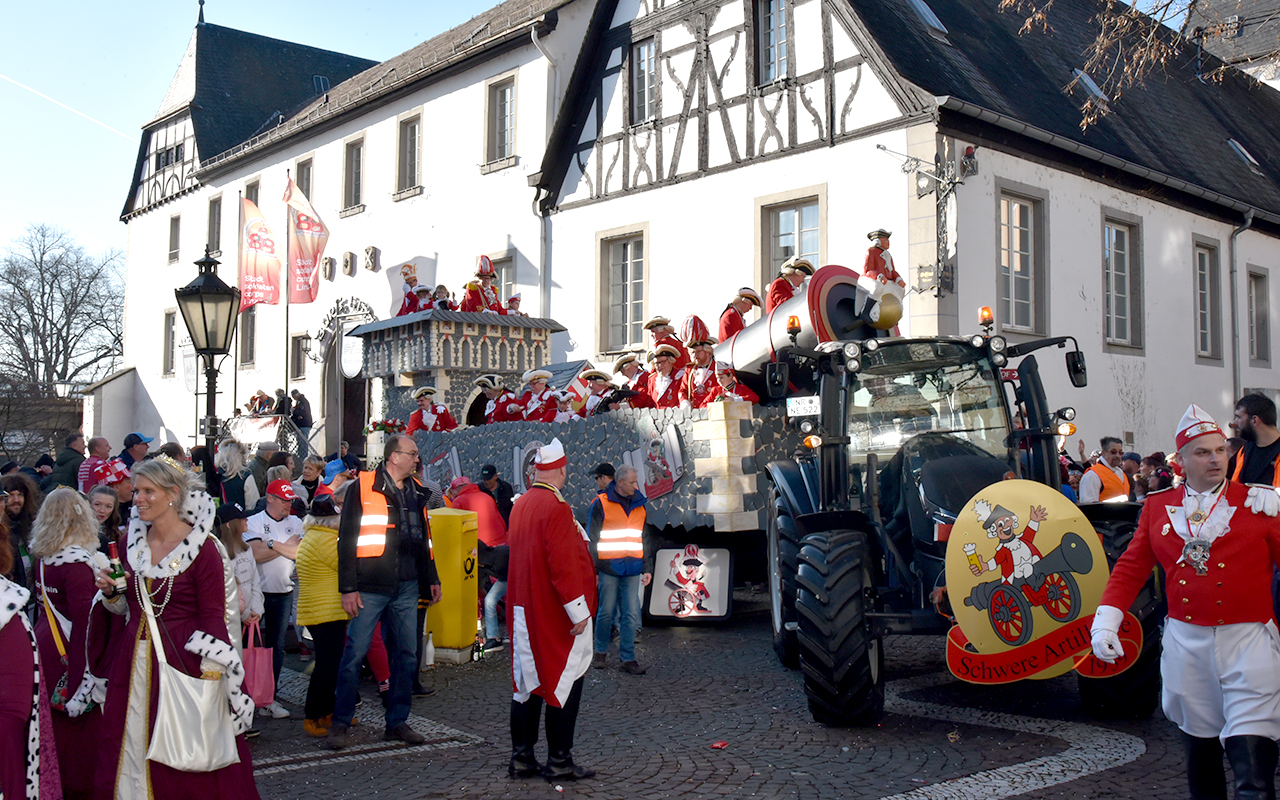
[139,579,239,772]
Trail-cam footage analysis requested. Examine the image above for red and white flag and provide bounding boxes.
[283,178,329,304]
[238,197,282,311]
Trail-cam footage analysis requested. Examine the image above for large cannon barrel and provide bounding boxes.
[714,265,887,398]
[1030,532,1093,579]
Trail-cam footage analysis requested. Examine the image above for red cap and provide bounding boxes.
[267,480,297,501]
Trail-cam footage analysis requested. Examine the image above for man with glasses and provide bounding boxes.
[1080,436,1131,503]
[644,344,686,409]
[327,434,442,749]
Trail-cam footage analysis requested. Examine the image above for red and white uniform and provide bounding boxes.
[507,483,597,706]
[424,296,453,311]
[981,522,1042,583]
[681,361,717,409]
[626,368,651,394]
[405,403,458,434]
[515,389,557,422]
[766,276,798,313]
[719,306,745,342]
[1101,481,1280,739]
[652,334,690,371]
[646,368,686,409]
[706,381,759,404]
[486,390,520,424]
[552,408,581,423]
[460,282,506,314]
[863,246,902,285]
[582,388,611,416]
[397,291,423,316]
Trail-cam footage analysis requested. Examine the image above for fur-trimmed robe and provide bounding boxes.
[86,492,259,800]
[0,576,61,800]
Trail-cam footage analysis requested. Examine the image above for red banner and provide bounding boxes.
[946,610,1143,684]
[283,178,328,304]
[238,197,281,311]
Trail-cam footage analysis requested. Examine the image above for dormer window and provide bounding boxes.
[1072,69,1110,109]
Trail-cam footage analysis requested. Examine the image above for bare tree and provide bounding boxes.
[0,378,81,466]
[0,224,124,390]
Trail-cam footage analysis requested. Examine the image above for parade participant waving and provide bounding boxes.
[766,256,813,312]
[1091,404,1280,800]
[460,255,506,314]
[645,345,686,409]
[719,287,762,342]
[509,370,558,422]
[405,386,458,434]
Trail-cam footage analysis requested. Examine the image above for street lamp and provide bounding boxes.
[175,246,240,453]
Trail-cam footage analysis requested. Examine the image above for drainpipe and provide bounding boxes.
[1230,208,1254,400]
[532,25,559,319]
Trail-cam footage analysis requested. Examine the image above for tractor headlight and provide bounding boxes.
[989,335,1007,353]
[843,342,862,359]
[992,352,1007,366]
[863,338,879,352]
[845,358,861,373]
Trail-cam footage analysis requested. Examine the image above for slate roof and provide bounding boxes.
[196,0,573,174]
[1183,0,1280,66]
[848,0,1280,222]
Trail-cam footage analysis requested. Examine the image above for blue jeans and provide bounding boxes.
[333,580,419,729]
[261,591,293,688]
[484,580,507,641]
[594,572,641,663]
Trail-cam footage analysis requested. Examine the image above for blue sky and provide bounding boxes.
[0,1,494,258]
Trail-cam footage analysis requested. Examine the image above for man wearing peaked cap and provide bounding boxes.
[476,374,520,425]
[1092,403,1280,800]
[506,293,528,317]
[405,386,458,435]
[245,478,306,719]
[766,256,814,313]
[506,438,598,781]
[579,369,613,416]
[719,287,762,342]
[643,316,691,371]
[645,344,686,409]
[511,369,557,422]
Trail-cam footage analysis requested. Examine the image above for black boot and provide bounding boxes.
[1224,735,1278,800]
[543,677,590,780]
[543,750,596,781]
[1185,733,1227,800]
[508,698,543,778]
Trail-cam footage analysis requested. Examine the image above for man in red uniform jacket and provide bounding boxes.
[706,362,759,403]
[509,369,558,422]
[404,386,458,434]
[863,229,905,288]
[460,255,507,314]
[680,339,718,410]
[645,345,686,409]
[475,374,520,424]
[643,316,691,371]
[1091,404,1280,800]
[719,287,762,342]
[765,257,813,312]
[507,438,597,781]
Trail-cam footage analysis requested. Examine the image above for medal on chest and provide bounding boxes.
[1177,483,1227,576]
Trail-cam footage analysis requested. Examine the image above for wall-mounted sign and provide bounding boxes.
[340,319,363,379]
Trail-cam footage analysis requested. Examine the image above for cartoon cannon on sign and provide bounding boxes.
[963,511,1094,648]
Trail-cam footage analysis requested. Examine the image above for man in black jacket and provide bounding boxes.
[479,463,515,526]
[290,390,314,457]
[327,434,442,749]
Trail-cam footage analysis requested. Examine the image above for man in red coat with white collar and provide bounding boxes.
[863,229,905,288]
[680,338,718,410]
[705,362,759,404]
[509,369,557,422]
[507,438,597,781]
[1092,403,1280,800]
[719,287,762,342]
[643,316,690,371]
[460,255,507,314]
[766,256,813,313]
[613,355,654,409]
[404,386,457,434]
[645,344,685,409]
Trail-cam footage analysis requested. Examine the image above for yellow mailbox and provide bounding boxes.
[425,507,480,658]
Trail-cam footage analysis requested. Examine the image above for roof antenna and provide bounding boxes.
[198,0,205,24]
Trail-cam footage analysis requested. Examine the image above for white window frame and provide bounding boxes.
[244,179,260,207]
[1101,208,1143,353]
[596,224,649,354]
[295,157,314,199]
[168,215,180,264]
[1248,268,1270,366]
[757,0,788,85]
[396,113,421,195]
[483,72,518,170]
[207,196,222,256]
[239,305,256,366]
[491,256,516,308]
[342,137,364,214]
[162,310,177,376]
[290,334,308,381]
[1192,239,1222,362]
[768,201,819,275]
[754,185,827,290]
[996,182,1048,337]
[631,38,658,124]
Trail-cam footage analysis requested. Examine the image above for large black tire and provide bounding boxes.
[768,488,802,669]
[1077,517,1164,719]
[796,530,885,726]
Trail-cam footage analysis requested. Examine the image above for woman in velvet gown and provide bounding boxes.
[86,459,259,800]
[30,488,109,799]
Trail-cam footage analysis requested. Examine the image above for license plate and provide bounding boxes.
[786,396,821,417]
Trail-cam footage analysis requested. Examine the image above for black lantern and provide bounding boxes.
[175,247,241,453]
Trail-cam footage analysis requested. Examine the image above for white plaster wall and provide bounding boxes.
[952,143,1280,454]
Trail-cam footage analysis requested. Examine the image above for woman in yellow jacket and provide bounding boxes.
[295,484,348,737]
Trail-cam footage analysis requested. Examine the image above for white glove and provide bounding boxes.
[1245,485,1280,517]
[1091,629,1123,664]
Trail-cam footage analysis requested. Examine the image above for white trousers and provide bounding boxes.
[1161,618,1280,740]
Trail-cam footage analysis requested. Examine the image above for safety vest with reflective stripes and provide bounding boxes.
[356,471,432,559]
[597,492,645,560]
[1087,463,1130,502]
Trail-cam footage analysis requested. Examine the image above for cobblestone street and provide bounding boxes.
[248,589,1190,799]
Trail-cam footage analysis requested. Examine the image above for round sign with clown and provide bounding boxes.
[944,479,1142,683]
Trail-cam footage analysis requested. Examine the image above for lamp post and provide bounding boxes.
[175,247,241,454]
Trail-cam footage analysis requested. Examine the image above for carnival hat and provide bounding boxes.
[507,293,522,304]
[94,457,131,486]
[412,386,437,399]
[523,369,553,384]
[867,229,892,240]
[680,315,710,347]
[643,316,671,331]
[780,256,814,276]
[535,438,567,470]
[736,287,763,307]
[714,360,735,374]
[653,343,681,360]
[474,375,497,390]
[613,353,638,373]
[413,283,431,294]
[552,390,574,402]
[580,369,611,383]
[1175,404,1225,450]
[475,254,496,278]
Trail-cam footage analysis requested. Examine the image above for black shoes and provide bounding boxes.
[543,752,595,781]
[509,751,542,778]
[619,660,647,675]
[1224,735,1278,800]
[385,723,426,744]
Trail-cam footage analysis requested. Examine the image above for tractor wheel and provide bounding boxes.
[767,488,802,669]
[1078,517,1163,719]
[796,530,885,726]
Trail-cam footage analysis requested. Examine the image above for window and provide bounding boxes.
[768,201,818,275]
[207,196,222,255]
[239,305,256,366]
[1193,244,1221,360]
[1249,271,1269,364]
[162,311,176,375]
[290,335,308,381]
[245,180,259,207]
[168,215,180,264]
[1102,215,1142,349]
[398,116,420,192]
[487,79,516,163]
[632,39,657,124]
[296,159,313,198]
[153,143,186,172]
[757,0,788,84]
[343,140,363,210]
[493,257,516,308]
[606,236,645,351]
[999,192,1046,333]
